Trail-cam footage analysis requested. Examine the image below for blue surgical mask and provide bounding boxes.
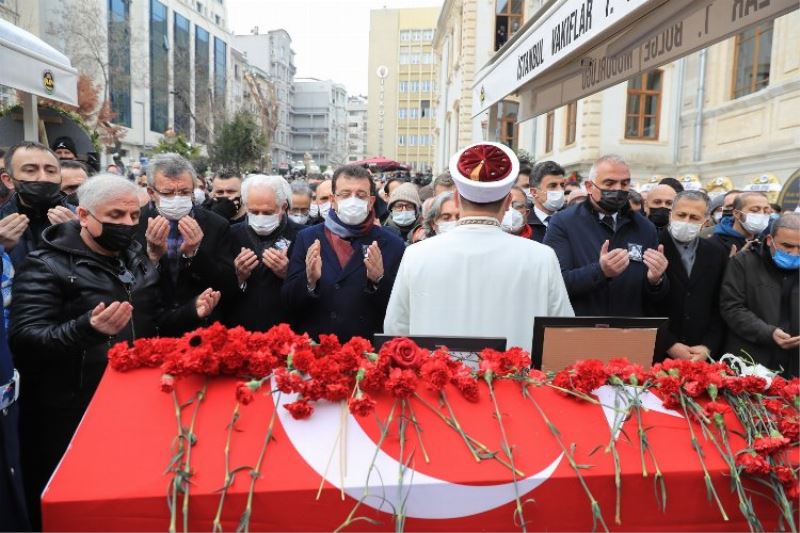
[773,249,800,270]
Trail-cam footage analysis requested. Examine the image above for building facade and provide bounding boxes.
[292,79,348,169]
[233,29,296,171]
[367,7,438,172]
[346,95,368,163]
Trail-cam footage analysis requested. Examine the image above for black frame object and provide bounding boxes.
[531,316,668,370]
[374,334,506,353]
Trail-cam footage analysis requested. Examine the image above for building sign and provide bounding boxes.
[473,0,655,116]
[516,0,797,120]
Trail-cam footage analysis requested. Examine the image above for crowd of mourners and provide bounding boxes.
[0,138,797,530]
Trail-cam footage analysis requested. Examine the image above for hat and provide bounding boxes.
[709,192,725,213]
[51,136,77,157]
[449,142,519,203]
[387,182,421,212]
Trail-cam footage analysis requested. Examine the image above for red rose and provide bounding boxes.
[348,394,377,417]
[236,381,255,405]
[284,399,314,420]
[753,435,790,455]
[736,452,771,475]
[381,338,425,370]
[159,373,175,393]
[385,367,418,398]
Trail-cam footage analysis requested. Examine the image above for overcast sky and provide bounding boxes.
[227,0,442,96]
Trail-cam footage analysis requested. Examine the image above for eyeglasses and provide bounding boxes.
[335,191,370,200]
[153,187,193,198]
[511,202,528,210]
[392,204,415,212]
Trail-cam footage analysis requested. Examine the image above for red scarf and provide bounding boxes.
[517,223,533,240]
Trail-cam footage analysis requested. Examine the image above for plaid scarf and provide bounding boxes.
[323,208,376,268]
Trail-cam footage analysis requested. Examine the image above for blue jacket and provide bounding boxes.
[282,223,405,341]
[543,200,669,316]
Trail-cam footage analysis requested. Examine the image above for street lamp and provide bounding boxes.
[134,100,146,155]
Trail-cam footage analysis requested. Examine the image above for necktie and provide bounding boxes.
[544,216,551,224]
[602,215,615,231]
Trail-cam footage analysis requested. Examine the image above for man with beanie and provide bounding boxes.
[384,142,573,350]
[385,182,422,242]
[283,165,405,341]
[51,136,77,160]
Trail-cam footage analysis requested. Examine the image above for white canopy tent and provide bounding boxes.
[0,18,78,141]
[472,0,798,123]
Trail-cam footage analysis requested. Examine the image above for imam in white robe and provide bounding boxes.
[383,223,575,351]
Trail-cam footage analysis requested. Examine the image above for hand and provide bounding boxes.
[740,239,758,253]
[263,247,289,279]
[0,213,29,249]
[47,206,77,225]
[644,244,668,285]
[145,216,170,262]
[729,244,738,258]
[89,301,133,336]
[234,247,258,284]
[195,288,221,318]
[305,239,322,288]
[178,216,204,257]
[364,241,384,283]
[772,328,800,350]
[667,342,694,361]
[599,240,630,279]
[687,345,710,362]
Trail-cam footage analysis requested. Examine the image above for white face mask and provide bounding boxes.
[741,212,770,235]
[543,190,565,211]
[523,189,533,202]
[309,203,319,218]
[669,220,702,243]
[318,202,331,220]
[289,213,309,225]
[501,208,525,233]
[436,220,457,234]
[248,213,281,236]
[713,211,723,224]
[193,188,206,204]
[336,197,370,225]
[392,210,417,227]
[157,195,193,221]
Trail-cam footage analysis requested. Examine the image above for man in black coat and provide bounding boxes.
[227,175,305,331]
[650,191,728,362]
[137,153,237,328]
[9,175,220,529]
[0,142,77,268]
[543,155,669,316]
[720,212,799,377]
[526,161,566,243]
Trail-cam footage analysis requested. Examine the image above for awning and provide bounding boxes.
[0,18,77,105]
[472,0,797,121]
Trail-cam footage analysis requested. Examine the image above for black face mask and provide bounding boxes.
[596,188,630,213]
[721,208,734,220]
[209,197,238,220]
[648,207,671,228]
[92,220,137,252]
[15,180,63,211]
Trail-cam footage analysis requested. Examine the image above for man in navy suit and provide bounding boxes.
[283,165,404,342]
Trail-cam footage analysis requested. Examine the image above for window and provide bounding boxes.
[399,53,409,65]
[625,70,662,140]
[214,14,221,25]
[420,100,431,118]
[410,53,421,65]
[173,13,191,135]
[422,53,434,64]
[423,29,434,41]
[410,80,419,92]
[195,26,211,142]
[108,0,131,127]
[149,0,168,133]
[399,81,408,92]
[408,135,416,146]
[495,0,523,51]
[732,22,773,99]
[214,37,227,119]
[498,100,519,149]
[398,108,407,119]
[408,108,418,119]
[398,135,405,146]
[421,80,431,92]
[400,30,411,41]
[413,30,422,41]
[545,111,554,152]
[565,101,577,145]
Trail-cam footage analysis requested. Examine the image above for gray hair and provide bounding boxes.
[423,192,455,237]
[588,154,629,182]
[147,152,196,186]
[771,212,800,237]
[241,174,292,208]
[290,180,313,200]
[673,190,710,213]
[77,173,139,212]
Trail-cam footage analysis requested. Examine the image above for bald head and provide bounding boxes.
[645,184,677,215]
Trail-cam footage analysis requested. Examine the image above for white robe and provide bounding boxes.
[383,223,574,351]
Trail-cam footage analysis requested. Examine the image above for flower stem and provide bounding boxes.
[168,388,186,533]
[182,379,207,533]
[212,402,241,533]
[406,401,430,463]
[439,390,481,462]
[396,400,409,533]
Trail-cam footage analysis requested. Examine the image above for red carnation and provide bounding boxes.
[528,369,547,385]
[779,417,799,443]
[348,394,377,417]
[274,367,305,394]
[236,382,255,405]
[773,465,796,485]
[683,381,705,398]
[108,342,138,372]
[159,373,175,393]
[779,379,800,406]
[314,334,342,358]
[284,399,314,420]
[344,337,374,357]
[736,452,771,475]
[420,358,452,391]
[763,399,786,415]
[359,364,388,394]
[290,346,316,373]
[454,375,480,402]
[301,379,325,401]
[753,434,790,455]
[324,381,351,402]
[385,368,418,398]
[741,376,768,394]
[381,338,425,370]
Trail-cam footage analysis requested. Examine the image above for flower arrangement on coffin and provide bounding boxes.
[108,323,800,533]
